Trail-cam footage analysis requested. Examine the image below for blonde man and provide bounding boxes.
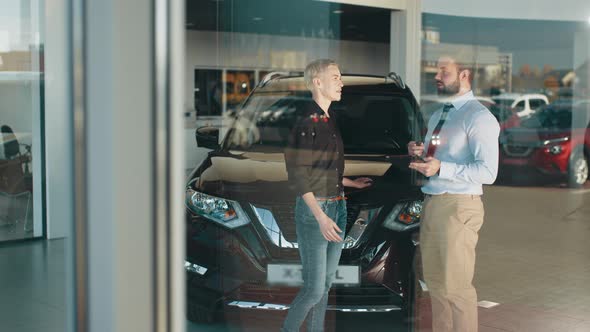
[282,59,372,332]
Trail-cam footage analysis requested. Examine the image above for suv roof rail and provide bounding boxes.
[258,71,295,88]
[258,71,407,89]
[387,72,406,89]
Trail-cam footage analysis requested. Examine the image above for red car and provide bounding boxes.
[487,103,521,131]
[499,102,590,187]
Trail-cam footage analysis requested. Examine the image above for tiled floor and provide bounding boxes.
[415,298,590,332]
[2,185,590,331]
[0,193,34,242]
[0,239,67,332]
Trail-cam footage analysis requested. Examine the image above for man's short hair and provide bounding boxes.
[304,59,338,89]
[440,54,474,84]
[457,62,474,84]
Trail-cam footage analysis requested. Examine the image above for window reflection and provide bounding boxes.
[0,1,42,241]
[418,13,590,331]
[421,13,590,188]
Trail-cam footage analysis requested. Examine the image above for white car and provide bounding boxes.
[492,93,548,118]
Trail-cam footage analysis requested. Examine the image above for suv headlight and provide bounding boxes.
[185,188,250,229]
[382,201,423,232]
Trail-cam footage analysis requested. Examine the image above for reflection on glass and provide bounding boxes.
[226,70,255,111]
[421,13,590,188]
[0,0,42,242]
[419,13,590,331]
[500,103,589,187]
[194,69,222,116]
[0,125,33,234]
[252,205,297,248]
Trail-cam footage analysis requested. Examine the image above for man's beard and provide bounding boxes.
[437,79,460,96]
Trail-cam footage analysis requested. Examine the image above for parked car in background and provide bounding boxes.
[487,103,521,130]
[492,93,549,118]
[420,95,519,130]
[499,102,590,188]
[185,73,426,328]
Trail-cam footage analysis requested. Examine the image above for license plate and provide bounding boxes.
[267,264,360,285]
[503,158,528,166]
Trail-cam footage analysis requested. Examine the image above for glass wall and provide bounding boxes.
[184,1,424,331]
[418,11,590,331]
[2,1,588,332]
[0,0,43,241]
[0,0,70,331]
[421,15,590,186]
[186,1,590,331]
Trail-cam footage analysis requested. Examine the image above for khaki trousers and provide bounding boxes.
[420,194,484,332]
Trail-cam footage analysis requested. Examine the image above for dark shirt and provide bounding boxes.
[285,100,345,197]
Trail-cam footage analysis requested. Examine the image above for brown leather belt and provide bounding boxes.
[316,195,347,202]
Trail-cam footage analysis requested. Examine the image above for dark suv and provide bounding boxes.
[185,73,426,328]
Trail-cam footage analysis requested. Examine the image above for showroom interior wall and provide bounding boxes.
[184,30,390,110]
[185,0,423,111]
[390,0,421,100]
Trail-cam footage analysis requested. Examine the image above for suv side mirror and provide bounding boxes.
[195,126,220,149]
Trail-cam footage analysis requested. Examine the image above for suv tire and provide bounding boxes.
[568,148,588,188]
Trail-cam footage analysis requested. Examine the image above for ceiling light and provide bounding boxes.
[333,10,344,14]
[252,17,263,21]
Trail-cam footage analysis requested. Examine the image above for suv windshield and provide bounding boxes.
[521,106,573,129]
[222,80,421,155]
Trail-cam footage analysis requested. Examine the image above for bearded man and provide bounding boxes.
[408,55,500,332]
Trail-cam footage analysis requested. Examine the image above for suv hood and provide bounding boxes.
[188,150,422,205]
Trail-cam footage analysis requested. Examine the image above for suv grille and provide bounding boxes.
[272,204,361,243]
[503,144,533,157]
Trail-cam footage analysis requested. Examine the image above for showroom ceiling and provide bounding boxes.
[186,0,392,43]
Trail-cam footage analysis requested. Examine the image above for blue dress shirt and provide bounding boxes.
[422,91,500,195]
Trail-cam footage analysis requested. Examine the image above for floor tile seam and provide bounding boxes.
[478,322,513,332]
[482,306,584,321]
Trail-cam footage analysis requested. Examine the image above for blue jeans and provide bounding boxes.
[281,196,347,332]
